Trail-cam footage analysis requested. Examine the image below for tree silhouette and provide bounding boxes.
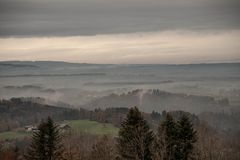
[177,115,197,160]
[24,117,64,160]
[159,113,178,160]
[117,106,154,160]
[155,113,197,160]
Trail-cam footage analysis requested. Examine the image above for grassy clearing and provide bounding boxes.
[0,131,30,140]
[66,120,119,136]
[0,120,119,140]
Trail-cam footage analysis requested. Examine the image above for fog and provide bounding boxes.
[0,61,239,113]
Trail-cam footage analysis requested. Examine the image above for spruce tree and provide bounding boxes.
[24,117,64,160]
[117,107,154,160]
[24,122,47,160]
[45,117,64,160]
[177,115,197,160]
[155,113,197,160]
[158,113,178,160]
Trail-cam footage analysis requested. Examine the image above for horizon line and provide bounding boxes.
[0,60,240,66]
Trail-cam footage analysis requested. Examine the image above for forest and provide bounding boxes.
[0,98,239,160]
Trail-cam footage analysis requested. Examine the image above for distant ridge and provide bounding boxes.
[0,60,239,66]
[0,61,109,66]
[0,73,106,78]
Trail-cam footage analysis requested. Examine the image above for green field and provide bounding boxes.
[66,120,119,136]
[0,120,119,140]
[0,131,30,140]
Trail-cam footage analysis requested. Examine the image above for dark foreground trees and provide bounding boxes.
[155,113,197,160]
[154,114,177,160]
[2,106,240,160]
[89,135,116,160]
[24,117,64,160]
[117,107,197,160]
[177,115,197,160]
[117,107,154,160]
[18,107,197,160]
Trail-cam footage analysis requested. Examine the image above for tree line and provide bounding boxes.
[2,106,239,160]
[23,107,196,160]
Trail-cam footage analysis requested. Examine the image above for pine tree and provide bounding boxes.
[157,113,178,160]
[45,117,64,160]
[24,122,47,160]
[24,117,64,160]
[155,113,197,160]
[176,115,197,160]
[117,106,154,160]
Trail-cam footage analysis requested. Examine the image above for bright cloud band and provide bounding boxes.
[0,30,239,64]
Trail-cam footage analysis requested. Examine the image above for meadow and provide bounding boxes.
[0,120,119,140]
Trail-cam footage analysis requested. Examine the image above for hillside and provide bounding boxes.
[82,89,232,113]
[1,97,239,137]
[0,98,81,132]
[0,120,119,140]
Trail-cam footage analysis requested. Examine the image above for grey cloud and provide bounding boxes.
[0,0,240,37]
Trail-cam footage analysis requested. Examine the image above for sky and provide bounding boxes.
[0,0,240,64]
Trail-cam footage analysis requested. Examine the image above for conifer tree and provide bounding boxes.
[158,113,178,160]
[177,115,197,160]
[45,117,64,160]
[24,117,64,160]
[24,122,47,160]
[117,107,154,160]
[155,113,197,160]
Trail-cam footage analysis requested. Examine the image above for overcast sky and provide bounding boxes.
[0,0,239,63]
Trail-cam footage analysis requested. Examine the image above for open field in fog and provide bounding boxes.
[0,131,30,140]
[0,120,119,140]
[66,120,119,136]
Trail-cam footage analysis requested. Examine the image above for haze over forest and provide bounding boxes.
[0,61,239,112]
[0,0,240,159]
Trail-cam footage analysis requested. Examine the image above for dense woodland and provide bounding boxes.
[0,98,81,132]
[0,98,240,159]
[82,89,233,114]
[0,97,239,134]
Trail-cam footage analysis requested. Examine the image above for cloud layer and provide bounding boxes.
[1,30,239,64]
[0,0,240,37]
[0,0,239,63]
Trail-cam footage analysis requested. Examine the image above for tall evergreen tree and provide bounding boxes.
[24,117,64,160]
[24,122,47,160]
[45,117,64,160]
[176,115,197,160]
[157,113,178,160]
[155,113,197,160]
[117,106,154,160]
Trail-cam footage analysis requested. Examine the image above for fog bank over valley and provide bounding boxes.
[0,61,239,114]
